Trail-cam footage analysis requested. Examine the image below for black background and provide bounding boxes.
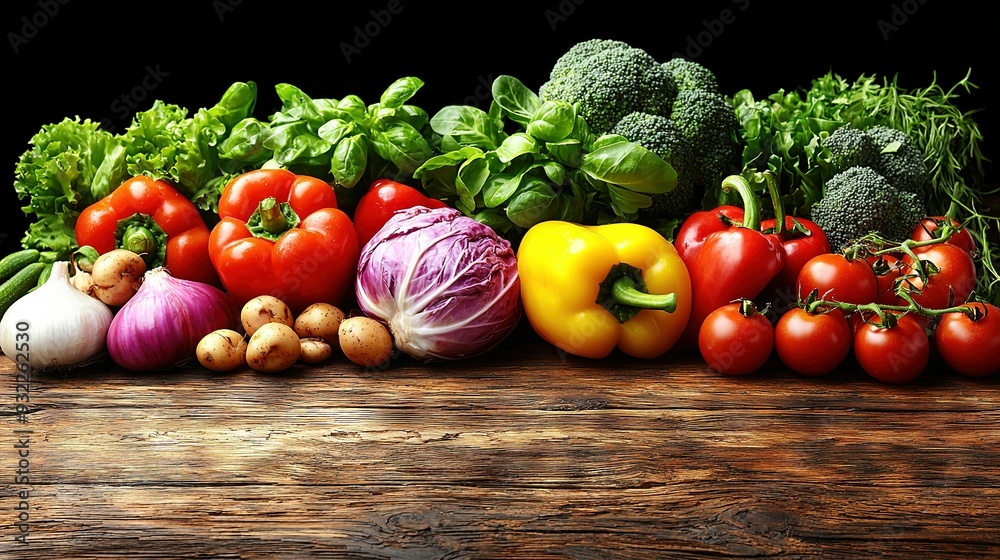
[2,0,996,257]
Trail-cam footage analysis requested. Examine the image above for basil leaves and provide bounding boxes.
[413,75,677,239]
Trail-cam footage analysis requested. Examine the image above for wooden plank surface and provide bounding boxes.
[2,322,999,558]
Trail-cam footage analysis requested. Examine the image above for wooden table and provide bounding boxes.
[2,321,998,559]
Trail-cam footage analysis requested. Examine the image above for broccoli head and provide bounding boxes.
[662,57,719,94]
[864,125,928,199]
[611,111,699,218]
[810,166,927,250]
[823,125,878,170]
[548,38,632,78]
[539,39,677,135]
[669,90,742,189]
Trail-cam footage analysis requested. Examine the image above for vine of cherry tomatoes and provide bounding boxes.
[698,216,1000,382]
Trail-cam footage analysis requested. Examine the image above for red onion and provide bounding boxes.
[107,267,236,371]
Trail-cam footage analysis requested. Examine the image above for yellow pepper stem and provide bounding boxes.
[598,263,678,323]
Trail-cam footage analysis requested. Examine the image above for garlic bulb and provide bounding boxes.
[0,261,114,370]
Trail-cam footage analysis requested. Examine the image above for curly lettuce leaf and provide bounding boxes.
[122,82,258,212]
[13,117,128,256]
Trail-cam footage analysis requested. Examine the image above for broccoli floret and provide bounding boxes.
[669,90,742,188]
[539,39,677,135]
[865,125,928,199]
[823,125,878,170]
[662,57,719,94]
[810,166,927,250]
[611,112,699,218]
[548,38,632,78]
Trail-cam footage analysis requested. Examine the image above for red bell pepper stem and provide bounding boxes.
[259,198,288,234]
[119,217,163,257]
[247,197,302,241]
[761,171,786,235]
[719,173,762,230]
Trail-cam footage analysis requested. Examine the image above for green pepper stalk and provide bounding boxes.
[114,213,168,269]
[597,263,677,323]
[246,197,301,241]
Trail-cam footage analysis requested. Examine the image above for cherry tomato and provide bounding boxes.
[699,300,774,376]
[910,216,976,256]
[353,179,448,248]
[934,302,1000,377]
[849,310,873,334]
[797,254,879,305]
[866,254,906,305]
[898,243,977,309]
[775,308,852,376]
[853,313,929,384]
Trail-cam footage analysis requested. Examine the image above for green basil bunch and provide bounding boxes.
[413,75,677,239]
[220,77,435,208]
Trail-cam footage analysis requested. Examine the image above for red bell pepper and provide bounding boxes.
[208,169,360,314]
[353,178,448,248]
[75,175,219,286]
[758,215,830,314]
[673,204,746,265]
[678,172,786,350]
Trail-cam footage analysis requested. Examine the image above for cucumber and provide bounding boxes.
[27,263,54,294]
[0,262,46,320]
[0,249,40,284]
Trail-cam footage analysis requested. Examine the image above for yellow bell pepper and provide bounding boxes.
[517,221,692,359]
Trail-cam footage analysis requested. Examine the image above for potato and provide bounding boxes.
[90,249,146,306]
[72,269,97,295]
[299,337,333,364]
[196,329,247,372]
[246,322,301,373]
[294,303,345,345]
[241,295,294,336]
[339,316,394,368]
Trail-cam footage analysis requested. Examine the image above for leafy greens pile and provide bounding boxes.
[218,77,437,212]
[413,75,677,241]
[14,82,259,258]
[730,69,997,304]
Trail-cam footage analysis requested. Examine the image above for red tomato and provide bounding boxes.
[699,301,775,376]
[853,313,930,384]
[775,308,852,376]
[934,302,1000,377]
[353,179,448,248]
[849,310,872,334]
[898,243,977,309]
[910,216,977,256]
[797,254,879,305]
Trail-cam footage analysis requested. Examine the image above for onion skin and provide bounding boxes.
[107,267,236,371]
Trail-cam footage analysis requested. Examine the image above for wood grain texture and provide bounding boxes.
[2,324,998,558]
